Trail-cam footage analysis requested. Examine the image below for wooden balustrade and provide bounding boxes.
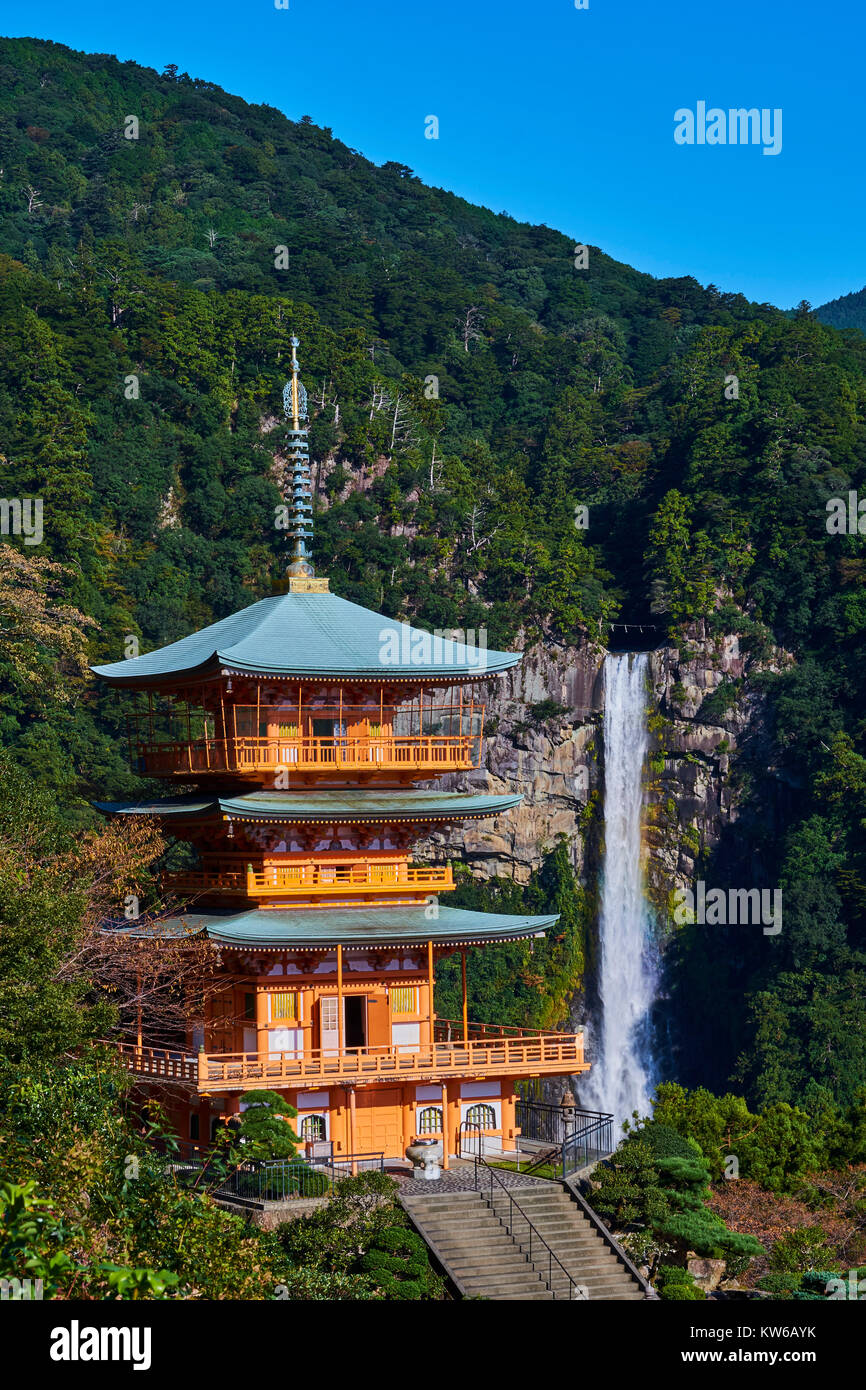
[165,862,454,899]
[136,734,474,778]
[115,1028,586,1092]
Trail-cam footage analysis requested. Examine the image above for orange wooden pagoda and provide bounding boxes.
[93,339,588,1165]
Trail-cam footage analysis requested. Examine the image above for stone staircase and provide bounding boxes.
[401,1182,647,1301]
[492,1184,645,1300]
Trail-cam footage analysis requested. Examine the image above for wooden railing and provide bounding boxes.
[116,1028,586,1091]
[165,862,454,899]
[136,734,474,777]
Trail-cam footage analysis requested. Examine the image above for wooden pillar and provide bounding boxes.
[401,1086,412,1157]
[347,1085,357,1173]
[441,1080,449,1170]
[135,972,142,1052]
[255,986,268,1058]
[218,686,227,770]
[337,944,344,1056]
[461,950,468,1042]
[427,939,435,1046]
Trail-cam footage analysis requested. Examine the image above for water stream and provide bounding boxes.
[580,652,659,1126]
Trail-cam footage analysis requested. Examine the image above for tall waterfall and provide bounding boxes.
[580,652,658,1125]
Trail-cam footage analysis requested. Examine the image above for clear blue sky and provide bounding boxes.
[4,0,863,307]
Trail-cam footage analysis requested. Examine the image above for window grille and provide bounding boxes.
[417,1106,442,1134]
[390,986,418,1015]
[300,1114,326,1141]
[270,991,298,1022]
[465,1103,496,1129]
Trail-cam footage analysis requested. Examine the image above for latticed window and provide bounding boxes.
[300,1114,326,1141]
[417,1106,442,1134]
[390,986,419,1015]
[466,1103,496,1129]
[270,991,298,1022]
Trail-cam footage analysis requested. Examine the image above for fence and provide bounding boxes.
[515,1101,614,1177]
[158,1139,385,1201]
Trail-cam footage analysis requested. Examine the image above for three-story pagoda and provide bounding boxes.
[93,339,588,1165]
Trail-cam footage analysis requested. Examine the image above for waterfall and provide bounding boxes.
[580,652,658,1126]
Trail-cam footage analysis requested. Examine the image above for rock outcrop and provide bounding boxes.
[416,639,606,882]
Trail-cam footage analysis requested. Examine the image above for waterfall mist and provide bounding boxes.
[580,652,659,1126]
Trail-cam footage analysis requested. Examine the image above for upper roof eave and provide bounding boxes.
[90,590,520,687]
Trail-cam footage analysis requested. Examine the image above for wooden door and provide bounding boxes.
[320,996,339,1056]
[354,1089,402,1157]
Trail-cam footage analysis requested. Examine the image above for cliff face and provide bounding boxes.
[644,625,793,913]
[420,623,792,916]
[417,639,606,882]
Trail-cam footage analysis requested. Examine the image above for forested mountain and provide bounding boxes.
[1,35,866,1122]
[816,285,866,334]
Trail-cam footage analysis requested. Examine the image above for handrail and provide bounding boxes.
[165,861,454,897]
[436,1019,584,1042]
[115,1029,586,1089]
[472,1155,584,1301]
[515,1099,613,1166]
[134,732,476,776]
[560,1114,614,1177]
[563,1176,655,1298]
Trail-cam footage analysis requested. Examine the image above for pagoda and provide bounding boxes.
[93,338,588,1166]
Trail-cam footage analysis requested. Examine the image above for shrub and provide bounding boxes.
[357,1227,442,1300]
[769,1227,837,1274]
[656,1264,705,1300]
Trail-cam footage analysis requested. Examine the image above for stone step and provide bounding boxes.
[462,1274,547,1294]
[401,1182,646,1302]
[448,1258,534,1277]
[547,1273,639,1294]
[462,1272,547,1291]
[492,1284,558,1295]
[403,1191,481,1205]
[430,1231,520,1249]
[413,1215,494,1231]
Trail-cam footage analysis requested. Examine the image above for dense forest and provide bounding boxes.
[816,285,866,335]
[1,35,865,1299]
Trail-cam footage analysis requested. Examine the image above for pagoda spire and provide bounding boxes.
[283,335,316,581]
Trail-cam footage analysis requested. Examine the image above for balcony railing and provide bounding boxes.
[165,861,454,900]
[116,1026,586,1092]
[135,734,474,778]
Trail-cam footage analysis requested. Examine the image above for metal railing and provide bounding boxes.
[160,1141,385,1201]
[560,1113,614,1177]
[457,1120,500,1158]
[472,1156,583,1300]
[515,1100,612,1147]
[515,1101,614,1176]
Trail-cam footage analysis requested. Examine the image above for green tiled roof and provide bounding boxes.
[95,789,522,823]
[91,590,517,685]
[114,905,558,949]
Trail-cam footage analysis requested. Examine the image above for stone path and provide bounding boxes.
[394,1165,556,1197]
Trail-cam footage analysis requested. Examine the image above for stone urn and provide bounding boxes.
[406,1138,443,1180]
